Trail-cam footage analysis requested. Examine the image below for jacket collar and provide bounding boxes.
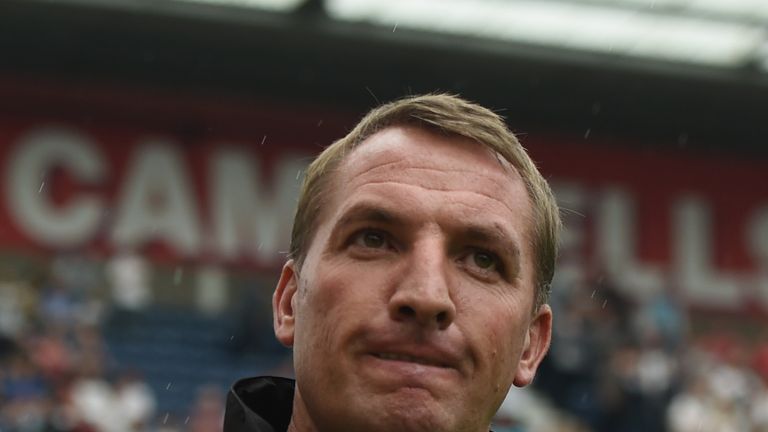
[224,376,295,432]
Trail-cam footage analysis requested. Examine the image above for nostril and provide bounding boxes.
[398,305,416,318]
[436,311,447,323]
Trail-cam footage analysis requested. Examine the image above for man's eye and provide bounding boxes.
[463,250,502,275]
[353,230,388,249]
[472,251,497,270]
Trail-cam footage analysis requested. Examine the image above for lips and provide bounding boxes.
[362,337,465,374]
[373,352,450,368]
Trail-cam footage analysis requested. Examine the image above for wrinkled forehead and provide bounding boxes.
[339,126,521,184]
[318,126,534,245]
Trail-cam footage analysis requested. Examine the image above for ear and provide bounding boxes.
[513,304,552,387]
[273,260,299,347]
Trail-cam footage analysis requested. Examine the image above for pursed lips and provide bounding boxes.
[373,352,450,368]
[364,342,464,373]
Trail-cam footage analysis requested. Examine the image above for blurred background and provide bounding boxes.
[1,0,767,431]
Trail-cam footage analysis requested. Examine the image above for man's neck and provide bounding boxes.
[285,387,319,432]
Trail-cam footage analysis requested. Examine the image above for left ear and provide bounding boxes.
[513,304,552,387]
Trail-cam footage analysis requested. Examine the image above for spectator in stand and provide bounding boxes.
[0,280,36,341]
[189,385,225,432]
[71,324,110,375]
[753,336,768,386]
[39,275,80,330]
[28,325,73,383]
[667,369,716,432]
[667,338,768,432]
[113,370,156,432]
[106,250,152,315]
[753,337,768,431]
[752,384,768,432]
[0,351,50,432]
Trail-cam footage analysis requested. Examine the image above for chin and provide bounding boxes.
[373,390,460,432]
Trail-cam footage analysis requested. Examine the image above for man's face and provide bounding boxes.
[273,126,552,432]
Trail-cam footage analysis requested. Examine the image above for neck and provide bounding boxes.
[285,386,319,432]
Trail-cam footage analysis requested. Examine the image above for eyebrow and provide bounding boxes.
[334,203,405,229]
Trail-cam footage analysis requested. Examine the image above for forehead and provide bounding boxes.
[344,126,512,178]
[326,125,533,236]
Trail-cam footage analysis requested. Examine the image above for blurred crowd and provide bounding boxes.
[495,272,768,432]
[2,252,768,432]
[0,253,224,432]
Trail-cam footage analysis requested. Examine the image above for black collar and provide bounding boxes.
[224,376,295,432]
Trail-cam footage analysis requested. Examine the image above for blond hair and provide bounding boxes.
[289,94,561,308]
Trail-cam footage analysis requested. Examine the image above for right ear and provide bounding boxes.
[273,259,299,347]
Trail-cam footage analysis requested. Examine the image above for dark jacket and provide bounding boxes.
[224,376,295,432]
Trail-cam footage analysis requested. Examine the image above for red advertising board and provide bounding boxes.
[1,78,767,310]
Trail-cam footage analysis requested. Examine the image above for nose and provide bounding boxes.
[388,240,456,330]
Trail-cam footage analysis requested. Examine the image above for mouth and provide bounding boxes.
[372,352,451,368]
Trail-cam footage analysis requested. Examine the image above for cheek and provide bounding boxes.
[295,261,380,351]
[294,283,340,355]
[292,282,346,391]
[483,321,509,370]
[472,297,527,376]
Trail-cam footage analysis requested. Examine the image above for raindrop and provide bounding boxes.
[296,170,302,180]
[583,128,591,139]
[260,135,267,146]
[184,416,190,425]
[38,181,45,193]
[317,120,323,127]
[174,268,182,285]
[257,242,263,251]
[229,335,234,341]
[590,290,596,299]
[166,382,172,390]
[163,413,169,424]
[392,23,398,32]
[601,300,608,309]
